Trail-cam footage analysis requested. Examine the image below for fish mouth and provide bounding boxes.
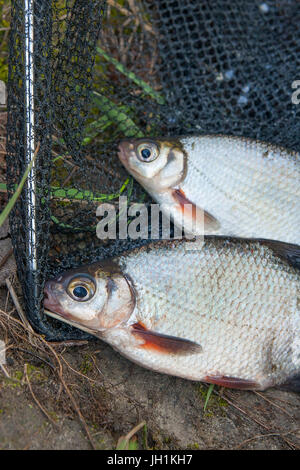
[117,140,127,163]
[44,280,103,335]
[117,139,133,167]
[44,282,101,336]
[117,139,146,182]
[43,280,67,318]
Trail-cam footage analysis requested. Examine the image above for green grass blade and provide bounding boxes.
[96,46,165,105]
[203,384,215,412]
[0,178,131,203]
[142,422,148,450]
[116,421,145,450]
[92,91,143,138]
[51,179,129,202]
[0,144,40,227]
[50,178,133,231]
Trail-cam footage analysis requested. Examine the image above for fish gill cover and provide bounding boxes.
[5,0,300,340]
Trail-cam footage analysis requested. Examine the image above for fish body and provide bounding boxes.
[44,238,300,391]
[118,135,300,244]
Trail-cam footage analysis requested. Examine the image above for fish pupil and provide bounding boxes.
[73,286,88,298]
[141,148,151,159]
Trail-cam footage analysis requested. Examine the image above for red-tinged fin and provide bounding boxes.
[172,188,220,231]
[131,322,202,355]
[204,375,259,390]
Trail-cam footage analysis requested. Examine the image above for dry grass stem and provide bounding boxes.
[24,363,59,428]
[254,391,293,418]
[5,279,35,344]
[236,429,300,450]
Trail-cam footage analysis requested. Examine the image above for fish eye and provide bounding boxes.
[73,286,88,298]
[137,142,159,162]
[67,277,96,302]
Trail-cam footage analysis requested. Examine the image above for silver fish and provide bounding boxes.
[118,135,300,244]
[44,238,300,391]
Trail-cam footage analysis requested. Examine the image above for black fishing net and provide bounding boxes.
[6,0,300,340]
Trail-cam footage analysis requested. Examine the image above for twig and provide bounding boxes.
[50,340,89,348]
[124,421,146,442]
[219,390,270,431]
[0,306,96,449]
[0,247,13,270]
[14,347,55,371]
[107,0,132,18]
[61,166,78,187]
[117,421,146,450]
[221,389,298,449]
[59,354,100,384]
[122,21,139,63]
[236,429,300,450]
[24,363,59,428]
[107,0,154,35]
[127,0,154,34]
[0,364,10,378]
[5,278,35,341]
[40,339,97,450]
[254,391,293,418]
[4,284,10,312]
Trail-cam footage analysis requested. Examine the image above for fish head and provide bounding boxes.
[118,138,186,192]
[44,261,136,335]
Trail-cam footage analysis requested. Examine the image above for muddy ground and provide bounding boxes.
[0,277,299,450]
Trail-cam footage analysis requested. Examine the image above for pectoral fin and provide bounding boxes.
[204,375,259,390]
[132,322,202,355]
[172,189,220,232]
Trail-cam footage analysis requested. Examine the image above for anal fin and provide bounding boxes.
[204,375,259,390]
[132,322,202,355]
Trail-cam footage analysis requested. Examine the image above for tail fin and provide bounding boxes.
[258,239,300,269]
[277,374,300,393]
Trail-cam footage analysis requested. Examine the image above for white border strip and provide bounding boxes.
[24,0,37,271]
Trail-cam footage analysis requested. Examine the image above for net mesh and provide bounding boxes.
[6,0,300,339]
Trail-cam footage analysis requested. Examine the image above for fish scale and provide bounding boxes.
[122,241,298,383]
[118,135,300,244]
[181,137,299,241]
[44,238,300,390]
